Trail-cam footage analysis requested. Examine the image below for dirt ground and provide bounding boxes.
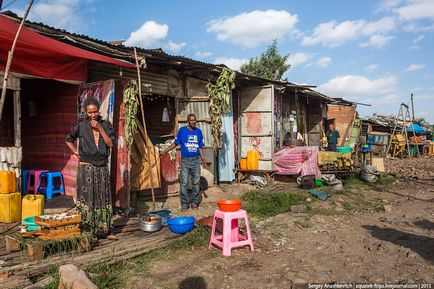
[133,157,434,289]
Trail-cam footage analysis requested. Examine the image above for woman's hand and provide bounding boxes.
[90,119,103,132]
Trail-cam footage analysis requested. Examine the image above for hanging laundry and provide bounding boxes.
[162,107,169,122]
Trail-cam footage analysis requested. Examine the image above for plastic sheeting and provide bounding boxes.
[218,98,235,182]
[274,146,321,178]
[0,15,134,82]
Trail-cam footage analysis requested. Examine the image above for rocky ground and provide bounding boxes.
[130,157,434,289]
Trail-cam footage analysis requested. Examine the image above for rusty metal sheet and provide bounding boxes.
[240,86,273,112]
[239,85,275,171]
[240,112,272,136]
[178,100,213,148]
[186,77,208,97]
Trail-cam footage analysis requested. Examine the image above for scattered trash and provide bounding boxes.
[309,189,328,201]
[250,174,268,188]
[360,165,380,183]
[321,174,344,191]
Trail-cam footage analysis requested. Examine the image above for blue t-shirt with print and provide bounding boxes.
[175,126,205,157]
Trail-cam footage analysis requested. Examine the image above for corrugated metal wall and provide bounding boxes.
[88,62,169,96]
[178,100,213,148]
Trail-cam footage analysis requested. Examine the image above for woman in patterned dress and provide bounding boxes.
[66,97,116,239]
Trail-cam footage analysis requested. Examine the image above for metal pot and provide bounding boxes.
[139,215,162,232]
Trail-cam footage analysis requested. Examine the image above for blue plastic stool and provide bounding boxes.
[37,171,65,199]
[22,169,31,194]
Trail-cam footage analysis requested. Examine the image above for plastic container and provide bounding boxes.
[149,209,172,226]
[315,179,324,187]
[0,171,16,194]
[217,200,242,212]
[336,146,352,153]
[239,158,247,170]
[22,216,42,231]
[362,144,371,152]
[167,216,196,234]
[246,150,259,170]
[0,192,21,223]
[22,194,44,220]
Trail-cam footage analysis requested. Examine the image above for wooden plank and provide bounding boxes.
[13,90,21,147]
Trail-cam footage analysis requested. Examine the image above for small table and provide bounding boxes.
[233,169,276,186]
[360,150,373,166]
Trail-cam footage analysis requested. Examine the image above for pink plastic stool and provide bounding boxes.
[209,209,254,256]
[27,170,49,194]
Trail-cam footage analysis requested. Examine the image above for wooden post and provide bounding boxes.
[13,90,21,147]
[133,48,156,210]
[0,0,34,123]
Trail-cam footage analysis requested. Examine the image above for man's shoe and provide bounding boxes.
[191,203,199,210]
[181,204,189,212]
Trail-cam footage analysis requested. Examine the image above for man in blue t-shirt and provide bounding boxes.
[160,114,207,211]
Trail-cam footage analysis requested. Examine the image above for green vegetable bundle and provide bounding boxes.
[123,80,139,149]
[207,67,236,150]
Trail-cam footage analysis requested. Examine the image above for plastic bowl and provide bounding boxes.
[217,200,242,212]
[167,216,196,234]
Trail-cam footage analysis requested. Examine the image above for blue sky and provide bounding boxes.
[7,0,434,122]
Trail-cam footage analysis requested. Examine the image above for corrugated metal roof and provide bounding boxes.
[1,10,340,104]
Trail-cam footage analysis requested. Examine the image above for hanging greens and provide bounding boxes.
[207,67,236,150]
[123,80,139,149]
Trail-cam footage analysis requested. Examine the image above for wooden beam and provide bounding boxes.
[13,90,21,147]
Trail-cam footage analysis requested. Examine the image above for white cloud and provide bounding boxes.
[376,0,403,12]
[165,41,186,53]
[365,64,379,71]
[317,57,333,68]
[403,64,426,72]
[207,10,298,48]
[213,57,249,71]
[403,23,434,32]
[318,75,397,97]
[413,35,425,43]
[302,17,395,48]
[25,0,87,31]
[286,52,310,67]
[365,94,399,105]
[393,0,434,20]
[362,17,396,35]
[125,21,169,48]
[195,51,213,58]
[360,35,394,48]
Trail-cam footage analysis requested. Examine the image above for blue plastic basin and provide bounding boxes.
[166,216,196,234]
[22,216,40,231]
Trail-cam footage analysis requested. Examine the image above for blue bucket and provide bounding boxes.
[167,216,196,234]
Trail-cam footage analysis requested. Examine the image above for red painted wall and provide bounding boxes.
[20,79,78,196]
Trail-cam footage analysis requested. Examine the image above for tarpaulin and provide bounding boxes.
[274,146,321,178]
[0,15,134,82]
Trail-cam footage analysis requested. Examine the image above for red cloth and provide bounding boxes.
[0,15,134,82]
[274,146,321,177]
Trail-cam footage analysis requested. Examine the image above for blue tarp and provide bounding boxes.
[407,123,427,133]
[218,94,235,182]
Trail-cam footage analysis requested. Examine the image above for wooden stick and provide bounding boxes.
[133,47,156,210]
[0,0,34,123]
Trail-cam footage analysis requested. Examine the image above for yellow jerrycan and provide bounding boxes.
[246,150,259,170]
[0,192,22,223]
[0,170,17,193]
[22,193,45,220]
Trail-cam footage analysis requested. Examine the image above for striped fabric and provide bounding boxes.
[274,146,321,178]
